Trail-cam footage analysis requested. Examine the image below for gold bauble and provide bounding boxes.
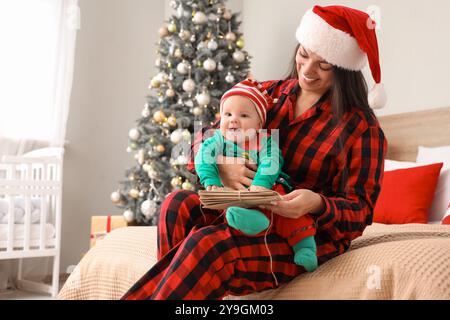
[174,48,182,58]
[129,188,140,199]
[168,22,177,33]
[171,176,183,187]
[153,110,166,123]
[150,78,161,89]
[215,112,221,120]
[167,116,177,127]
[155,144,165,153]
[236,38,245,49]
[182,181,193,190]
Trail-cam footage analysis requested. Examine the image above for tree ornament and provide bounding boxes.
[128,128,140,141]
[129,142,138,150]
[167,115,177,127]
[182,129,191,142]
[176,61,189,74]
[203,58,217,72]
[123,209,134,223]
[225,72,235,83]
[207,39,218,51]
[141,200,157,219]
[196,92,211,105]
[217,62,224,71]
[225,32,236,42]
[168,21,177,33]
[182,78,196,93]
[148,169,159,180]
[182,181,193,190]
[141,105,150,118]
[177,155,189,165]
[193,106,203,116]
[129,188,140,199]
[178,29,191,41]
[165,88,175,98]
[223,9,232,20]
[155,57,161,67]
[110,191,122,204]
[171,176,183,188]
[192,11,207,25]
[232,50,245,63]
[190,34,196,42]
[170,129,183,144]
[153,110,166,123]
[154,144,165,153]
[158,25,169,38]
[156,72,168,83]
[149,77,161,89]
[174,48,182,58]
[236,37,245,49]
[215,112,221,120]
[137,149,145,165]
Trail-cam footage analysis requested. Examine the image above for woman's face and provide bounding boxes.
[296,45,334,95]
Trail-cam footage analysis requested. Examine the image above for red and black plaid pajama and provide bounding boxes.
[122,79,388,300]
[122,189,303,300]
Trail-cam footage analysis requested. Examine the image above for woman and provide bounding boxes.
[122,5,388,300]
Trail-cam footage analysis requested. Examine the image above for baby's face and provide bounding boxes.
[220,95,261,143]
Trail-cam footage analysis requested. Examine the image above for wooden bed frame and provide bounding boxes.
[378,106,450,161]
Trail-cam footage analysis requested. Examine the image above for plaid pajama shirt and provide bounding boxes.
[121,79,388,300]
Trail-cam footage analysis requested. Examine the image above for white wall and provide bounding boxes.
[242,0,450,117]
[62,0,165,271]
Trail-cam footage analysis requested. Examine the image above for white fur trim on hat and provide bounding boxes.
[368,83,387,109]
[296,9,368,71]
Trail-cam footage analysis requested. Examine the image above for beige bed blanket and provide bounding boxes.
[58,223,450,300]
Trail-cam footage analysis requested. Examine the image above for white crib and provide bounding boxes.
[0,147,64,297]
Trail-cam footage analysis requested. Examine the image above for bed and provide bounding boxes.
[58,106,450,300]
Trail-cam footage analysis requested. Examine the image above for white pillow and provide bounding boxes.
[384,159,419,171]
[416,146,450,223]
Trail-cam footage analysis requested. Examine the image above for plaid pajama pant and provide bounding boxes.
[121,190,306,300]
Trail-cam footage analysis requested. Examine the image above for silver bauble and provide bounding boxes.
[123,209,134,223]
[182,79,196,93]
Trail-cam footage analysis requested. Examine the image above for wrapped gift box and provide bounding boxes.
[90,215,133,248]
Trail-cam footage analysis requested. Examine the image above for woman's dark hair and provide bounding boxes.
[285,44,379,195]
[285,44,377,124]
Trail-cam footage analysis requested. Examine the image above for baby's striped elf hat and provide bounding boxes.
[220,78,277,125]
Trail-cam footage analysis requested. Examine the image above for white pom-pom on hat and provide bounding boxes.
[368,83,387,110]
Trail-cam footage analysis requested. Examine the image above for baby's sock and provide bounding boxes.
[292,236,318,272]
[226,207,269,235]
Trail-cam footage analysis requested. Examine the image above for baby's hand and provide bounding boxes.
[206,185,224,191]
[248,185,270,192]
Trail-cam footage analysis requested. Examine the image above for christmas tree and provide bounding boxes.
[111,0,251,225]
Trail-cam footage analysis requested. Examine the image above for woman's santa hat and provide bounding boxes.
[296,5,387,109]
[220,79,276,125]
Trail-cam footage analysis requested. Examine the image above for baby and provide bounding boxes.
[195,79,318,271]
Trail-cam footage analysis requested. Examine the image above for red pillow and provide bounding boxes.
[442,204,450,224]
[373,163,443,224]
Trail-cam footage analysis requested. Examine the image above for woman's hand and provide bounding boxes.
[259,189,325,219]
[216,155,257,190]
